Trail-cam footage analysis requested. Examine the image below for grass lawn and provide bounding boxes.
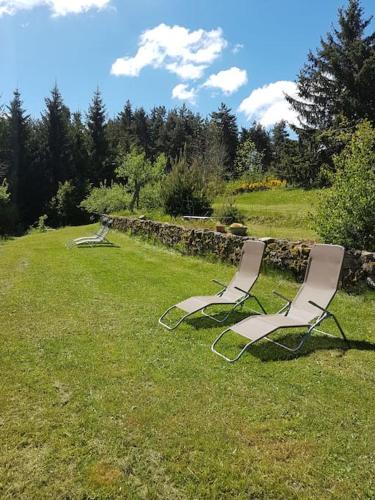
[115,187,319,241]
[0,226,374,498]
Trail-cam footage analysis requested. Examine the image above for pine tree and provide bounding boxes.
[6,90,30,214]
[210,103,238,177]
[117,100,134,153]
[42,85,73,198]
[287,0,375,130]
[87,88,110,185]
[132,107,150,156]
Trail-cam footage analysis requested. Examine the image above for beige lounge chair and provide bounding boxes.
[159,240,266,330]
[212,244,348,362]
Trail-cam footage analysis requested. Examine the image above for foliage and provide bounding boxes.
[315,120,375,250]
[80,183,131,215]
[0,179,17,235]
[87,89,112,185]
[32,214,49,233]
[240,122,272,171]
[210,103,238,177]
[161,158,212,216]
[116,147,166,211]
[286,0,375,185]
[234,138,264,178]
[215,199,246,224]
[233,178,285,195]
[49,180,87,226]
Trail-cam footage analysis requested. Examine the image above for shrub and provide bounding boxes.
[161,159,212,217]
[232,178,285,195]
[314,120,375,250]
[139,181,163,210]
[215,200,246,224]
[80,183,131,215]
[0,180,17,236]
[49,181,87,226]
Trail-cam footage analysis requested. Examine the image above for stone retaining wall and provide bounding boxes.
[110,216,375,290]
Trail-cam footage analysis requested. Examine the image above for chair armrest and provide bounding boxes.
[308,300,328,314]
[212,279,227,289]
[272,290,292,304]
[234,286,250,298]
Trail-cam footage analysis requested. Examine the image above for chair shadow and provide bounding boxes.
[186,310,255,330]
[75,243,120,249]
[244,333,375,362]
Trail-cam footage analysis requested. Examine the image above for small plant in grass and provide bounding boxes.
[215,200,246,225]
[35,214,48,232]
[314,120,375,250]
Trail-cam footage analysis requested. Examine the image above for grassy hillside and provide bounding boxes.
[0,226,374,498]
[214,187,319,240]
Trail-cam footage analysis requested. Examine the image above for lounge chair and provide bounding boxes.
[67,218,113,248]
[159,240,266,330]
[211,244,348,362]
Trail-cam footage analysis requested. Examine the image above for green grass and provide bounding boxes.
[0,226,374,498]
[115,187,319,240]
[215,187,319,240]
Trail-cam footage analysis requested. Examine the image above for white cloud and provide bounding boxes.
[238,80,300,127]
[172,83,197,104]
[232,43,244,54]
[111,23,227,80]
[0,0,110,16]
[203,66,247,95]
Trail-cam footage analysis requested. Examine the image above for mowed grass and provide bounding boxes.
[0,226,374,498]
[214,188,319,240]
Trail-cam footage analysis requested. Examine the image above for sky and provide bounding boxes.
[1,0,374,127]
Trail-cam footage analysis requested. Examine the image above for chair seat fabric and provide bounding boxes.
[231,313,311,341]
[177,289,244,313]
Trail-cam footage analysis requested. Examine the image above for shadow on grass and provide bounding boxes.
[75,243,120,249]
[186,310,256,330]
[240,334,375,362]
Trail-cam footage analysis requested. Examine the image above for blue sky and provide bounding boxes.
[1,0,374,127]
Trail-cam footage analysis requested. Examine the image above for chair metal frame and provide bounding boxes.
[158,279,266,331]
[211,290,348,363]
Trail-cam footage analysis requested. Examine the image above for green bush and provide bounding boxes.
[215,200,246,224]
[0,180,17,236]
[314,120,375,250]
[161,159,212,217]
[80,183,131,215]
[139,181,163,210]
[49,181,87,226]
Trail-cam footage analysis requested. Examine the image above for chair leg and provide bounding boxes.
[211,328,255,363]
[158,306,195,331]
[251,294,267,314]
[330,313,349,345]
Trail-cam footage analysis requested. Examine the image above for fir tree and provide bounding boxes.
[287,0,375,130]
[87,88,110,185]
[6,90,30,218]
[42,85,73,198]
[210,103,238,176]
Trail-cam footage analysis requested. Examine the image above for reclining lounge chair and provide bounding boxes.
[159,240,266,330]
[67,218,113,248]
[211,244,348,362]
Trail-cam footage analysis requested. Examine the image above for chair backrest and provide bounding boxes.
[288,244,345,321]
[226,240,265,296]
